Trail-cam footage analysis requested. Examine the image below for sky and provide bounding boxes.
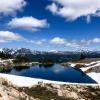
[0,0,100,51]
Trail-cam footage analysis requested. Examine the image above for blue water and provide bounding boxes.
[6,64,97,83]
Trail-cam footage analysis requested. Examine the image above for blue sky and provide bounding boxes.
[0,0,100,51]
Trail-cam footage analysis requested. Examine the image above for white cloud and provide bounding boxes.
[46,3,58,15]
[50,37,66,44]
[92,38,100,43]
[8,17,49,31]
[0,39,7,43]
[0,0,26,15]
[0,30,46,45]
[47,0,100,22]
[27,39,46,45]
[0,31,24,42]
[50,37,100,48]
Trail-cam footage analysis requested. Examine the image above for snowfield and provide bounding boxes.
[87,72,100,84]
[0,73,70,87]
[69,61,100,84]
[0,73,99,87]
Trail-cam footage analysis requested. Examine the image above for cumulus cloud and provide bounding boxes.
[50,37,66,44]
[8,17,49,31]
[46,0,100,22]
[50,37,100,48]
[0,0,26,15]
[0,30,46,45]
[92,38,100,43]
[0,31,24,42]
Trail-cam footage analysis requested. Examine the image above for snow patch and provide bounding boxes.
[87,72,100,84]
[81,62,100,72]
[0,74,99,87]
[69,63,76,67]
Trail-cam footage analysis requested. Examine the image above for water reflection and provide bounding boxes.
[0,68,12,73]
[14,66,30,71]
[39,63,54,68]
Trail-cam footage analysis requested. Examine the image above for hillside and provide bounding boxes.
[0,76,100,100]
[1,48,100,63]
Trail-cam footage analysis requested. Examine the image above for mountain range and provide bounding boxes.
[0,48,100,62]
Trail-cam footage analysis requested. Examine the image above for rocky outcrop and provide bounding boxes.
[0,77,100,100]
[40,83,100,100]
[22,82,100,100]
[0,77,38,100]
[75,63,87,68]
[0,86,37,100]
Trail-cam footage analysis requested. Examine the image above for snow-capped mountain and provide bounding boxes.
[0,48,100,62]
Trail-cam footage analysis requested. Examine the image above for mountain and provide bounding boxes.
[0,48,100,62]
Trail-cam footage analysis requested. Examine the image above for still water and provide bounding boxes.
[5,64,97,83]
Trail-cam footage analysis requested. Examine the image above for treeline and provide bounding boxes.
[13,55,30,64]
[0,51,12,59]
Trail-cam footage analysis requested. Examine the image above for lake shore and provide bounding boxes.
[0,74,100,100]
[0,58,100,99]
[0,58,100,84]
[0,73,99,87]
[62,58,100,84]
